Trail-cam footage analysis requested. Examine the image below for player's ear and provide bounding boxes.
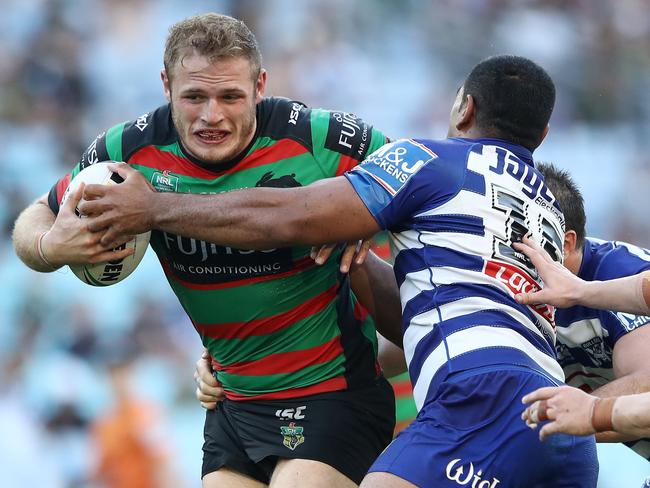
[255,69,267,103]
[538,124,550,146]
[563,230,578,256]
[161,69,172,102]
[455,94,475,130]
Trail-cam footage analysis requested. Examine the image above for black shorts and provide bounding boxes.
[202,377,395,484]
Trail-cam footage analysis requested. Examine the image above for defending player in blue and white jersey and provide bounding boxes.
[68,55,599,487]
[533,163,650,460]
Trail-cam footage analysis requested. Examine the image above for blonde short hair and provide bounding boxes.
[164,13,262,81]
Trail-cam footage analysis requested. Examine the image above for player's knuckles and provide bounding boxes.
[204,385,222,396]
[197,363,214,380]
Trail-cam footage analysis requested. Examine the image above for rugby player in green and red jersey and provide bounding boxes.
[12,13,402,488]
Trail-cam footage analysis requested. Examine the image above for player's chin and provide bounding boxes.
[192,144,238,165]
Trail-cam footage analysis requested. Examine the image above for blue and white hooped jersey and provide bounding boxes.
[557,238,650,391]
[555,237,650,459]
[345,137,566,410]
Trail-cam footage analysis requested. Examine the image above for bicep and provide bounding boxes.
[287,176,381,244]
[613,324,650,378]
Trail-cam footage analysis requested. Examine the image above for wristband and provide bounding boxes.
[36,231,57,270]
[591,397,616,433]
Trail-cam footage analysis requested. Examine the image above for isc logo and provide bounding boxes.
[275,406,306,420]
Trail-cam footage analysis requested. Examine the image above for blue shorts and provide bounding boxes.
[369,367,598,488]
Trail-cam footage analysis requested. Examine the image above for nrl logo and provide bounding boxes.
[280,422,305,451]
[151,170,179,192]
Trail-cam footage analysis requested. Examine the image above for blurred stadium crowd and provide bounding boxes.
[1,0,650,486]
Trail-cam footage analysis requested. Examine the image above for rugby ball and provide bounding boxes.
[61,161,151,286]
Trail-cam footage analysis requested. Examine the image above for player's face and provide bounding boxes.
[163,54,266,165]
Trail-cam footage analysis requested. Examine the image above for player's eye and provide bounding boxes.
[222,93,243,102]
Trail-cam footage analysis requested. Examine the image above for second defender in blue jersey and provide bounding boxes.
[536,162,650,462]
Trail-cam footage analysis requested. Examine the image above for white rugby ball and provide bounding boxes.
[61,161,151,287]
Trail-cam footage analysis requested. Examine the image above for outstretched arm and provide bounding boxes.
[514,236,650,315]
[82,163,381,249]
[587,324,650,442]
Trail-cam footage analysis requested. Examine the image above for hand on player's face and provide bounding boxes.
[42,182,134,266]
[80,163,156,247]
[521,386,597,441]
[513,236,583,308]
[310,239,373,273]
[194,349,225,409]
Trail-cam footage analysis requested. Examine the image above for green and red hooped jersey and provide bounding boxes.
[48,97,390,401]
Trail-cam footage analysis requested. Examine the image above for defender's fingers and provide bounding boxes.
[522,387,560,405]
[539,421,560,441]
[310,246,319,260]
[515,290,548,306]
[314,244,336,265]
[528,402,542,424]
[82,183,109,199]
[85,214,111,234]
[339,242,360,273]
[98,226,126,247]
[107,162,134,178]
[514,237,553,266]
[354,240,372,265]
[78,199,110,216]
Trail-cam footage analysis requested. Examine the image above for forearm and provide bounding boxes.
[591,372,650,442]
[349,251,403,347]
[377,334,407,378]
[152,190,299,248]
[612,393,650,439]
[151,183,375,248]
[12,198,58,272]
[577,273,650,316]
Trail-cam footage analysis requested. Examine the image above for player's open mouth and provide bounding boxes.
[195,130,229,144]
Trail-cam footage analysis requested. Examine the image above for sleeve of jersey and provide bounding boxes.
[343,139,438,230]
[46,125,124,214]
[311,108,389,177]
[597,246,650,343]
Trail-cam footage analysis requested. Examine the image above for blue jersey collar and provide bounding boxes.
[452,137,535,166]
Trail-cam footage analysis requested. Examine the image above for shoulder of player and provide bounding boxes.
[120,104,176,160]
[588,237,650,281]
[364,138,462,178]
[350,138,465,200]
[256,96,314,149]
[79,104,174,169]
[257,97,386,162]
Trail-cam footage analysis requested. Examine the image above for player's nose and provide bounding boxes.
[201,98,225,125]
